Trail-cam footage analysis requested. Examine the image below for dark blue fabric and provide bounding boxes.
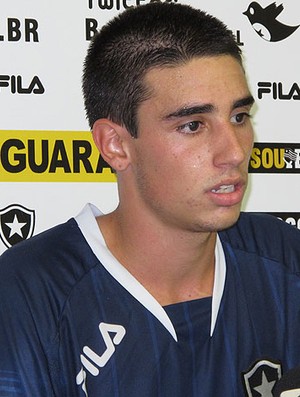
[0,213,300,396]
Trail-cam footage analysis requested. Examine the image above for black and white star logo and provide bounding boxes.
[243,358,282,397]
[5,214,27,238]
[253,371,276,396]
[0,204,35,248]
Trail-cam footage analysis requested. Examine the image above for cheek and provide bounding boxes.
[175,144,211,175]
[134,146,183,201]
[133,144,168,190]
[133,136,211,196]
[136,140,176,175]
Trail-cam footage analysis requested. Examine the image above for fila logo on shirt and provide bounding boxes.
[76,322,126,396]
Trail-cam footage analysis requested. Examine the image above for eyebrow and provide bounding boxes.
[163,95,255,120]
[163,104,214,120]
[233,95,255,110]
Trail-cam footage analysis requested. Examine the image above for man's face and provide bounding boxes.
[128,55,254,233]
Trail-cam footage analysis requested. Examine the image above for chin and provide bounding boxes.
[196,207,241,233]
[214,207,241,231]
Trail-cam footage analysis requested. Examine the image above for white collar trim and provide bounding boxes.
[75,203,226,341]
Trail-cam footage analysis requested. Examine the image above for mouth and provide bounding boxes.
[208,178,246,207]
[211,184,235,194]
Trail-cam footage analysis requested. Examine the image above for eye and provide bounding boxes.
[177,120,203,134]
[230,112,251,125]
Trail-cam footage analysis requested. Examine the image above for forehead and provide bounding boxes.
[141,56,250,112]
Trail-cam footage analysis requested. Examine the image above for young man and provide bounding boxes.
[0,2,300,396]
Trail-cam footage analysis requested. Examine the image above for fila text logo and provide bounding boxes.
[76,322,126,396]
[258,82,300,100]
[0,75,44,94]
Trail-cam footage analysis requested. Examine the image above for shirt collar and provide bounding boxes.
[75,203,226,341]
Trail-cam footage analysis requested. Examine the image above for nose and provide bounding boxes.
[213,122,253,168]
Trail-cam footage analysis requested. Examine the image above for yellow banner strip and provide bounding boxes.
[0,130,116,182]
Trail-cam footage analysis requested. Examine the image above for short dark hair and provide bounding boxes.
[82,2,242,137]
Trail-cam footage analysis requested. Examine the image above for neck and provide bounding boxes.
[97,205,217,306]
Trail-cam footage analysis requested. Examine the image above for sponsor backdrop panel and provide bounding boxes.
[0,182,118,252]
[0,0,299,253]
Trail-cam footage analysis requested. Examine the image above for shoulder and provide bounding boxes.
[1,217,95,266]
[219,212,300,272]
[0,218,99,303]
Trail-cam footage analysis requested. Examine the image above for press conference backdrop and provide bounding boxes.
[0,0,299,253]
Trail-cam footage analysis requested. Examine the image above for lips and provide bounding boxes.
[209,179,246,207]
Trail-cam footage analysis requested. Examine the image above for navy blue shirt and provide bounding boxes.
[0,208,300,396]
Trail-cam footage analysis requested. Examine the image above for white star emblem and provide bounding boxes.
[254,371,276,397]
[5,215,27,238]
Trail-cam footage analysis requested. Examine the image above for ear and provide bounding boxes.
[92,119,131,171]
